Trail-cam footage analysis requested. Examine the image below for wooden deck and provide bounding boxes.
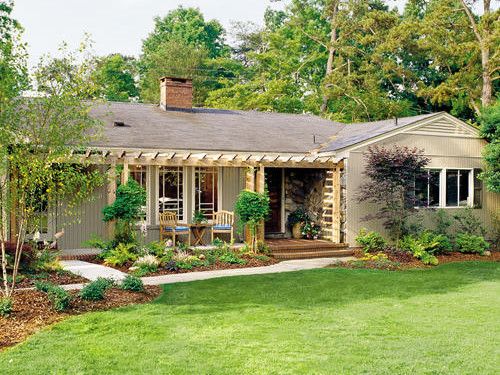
[266,239,353,260]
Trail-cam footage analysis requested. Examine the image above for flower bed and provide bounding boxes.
[332,248,500,271]
[2,270,88,289]
[0,286,161,350]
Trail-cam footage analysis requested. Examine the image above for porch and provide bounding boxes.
[57,150,345,250]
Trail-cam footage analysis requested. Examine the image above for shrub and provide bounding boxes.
[398,235,439,265]
[219,252,246,265]
[417,231,453,255]
[35,281,72,311]
[120,275,144,292]
[134,254,160,268]
[356,229,387,253]
[80,277,114,301]
[0,297,13,317]
[452,208,486,237]
[104,243,138,267]
[164,260,179,272]
[455,234,490,255]
[31,248,61,272]
[145,241,167,257]
[302,221,321,239]
[235,189,270,252]
[287,208,310,228]
[3,241,35,270]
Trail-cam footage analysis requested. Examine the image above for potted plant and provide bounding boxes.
[192,210,208,224]
[302,221,321,240]
[287,208,310,239]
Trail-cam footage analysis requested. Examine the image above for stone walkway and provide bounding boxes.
[59,256,355,290]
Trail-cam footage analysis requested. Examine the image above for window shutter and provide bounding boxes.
[473,169,482,208]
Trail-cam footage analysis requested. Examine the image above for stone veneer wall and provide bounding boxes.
[284,169,326,237]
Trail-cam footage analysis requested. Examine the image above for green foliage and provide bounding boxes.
[416,231,452,255]
[79,277,115,301]
[355,229,387,253]
[398,235,439,265]
[433,209,453,236]
[455,234,490,255]
[287,208,310,228]
[30,248,61,272]
[0,297,12,317]
[452,208,486,237]
[219,252,246,265]
[234,189,270,252]
[0,38,105,298]
[93,54,138,101]
[301,221,321,240]
[192,210,208,224]
[102,179,146,243]
[120,275,144,292]
[145,241,167,257]
[35,281,72,311]
[104,243,138,267]
[479,100,500,192]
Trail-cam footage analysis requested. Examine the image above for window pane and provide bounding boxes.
[429,170,440,207]
[415,171,428,207]
[195,167,218,218]
[159,167,183,220]
[459,170,470,207]
[446,170,458,207]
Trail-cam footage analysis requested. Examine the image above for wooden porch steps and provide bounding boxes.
[267,239,353,260]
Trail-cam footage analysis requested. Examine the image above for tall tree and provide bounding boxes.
[139,6,232,104]
[93,54,138,102]
[479,99,500,192]
[0,43,104,307]
[0,0,27,104]
[458,0,498,108]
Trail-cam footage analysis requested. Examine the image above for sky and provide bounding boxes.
[12,0,410,67]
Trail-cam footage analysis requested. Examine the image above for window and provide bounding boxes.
[473,169,482,208]
[446,169,470,207]
[194,167,218,219]
[415,169,440,207]
[415,168,474,208]
[129,165,148,222]
[159,167,184,221]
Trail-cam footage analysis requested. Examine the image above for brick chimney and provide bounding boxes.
[160,77,193,110]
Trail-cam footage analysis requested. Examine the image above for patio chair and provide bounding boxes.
[211,210,234,243]
[159,211,190,246]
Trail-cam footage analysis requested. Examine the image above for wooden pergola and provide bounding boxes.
[75,147,344,244]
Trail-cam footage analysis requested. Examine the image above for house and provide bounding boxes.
[45,77,497,251]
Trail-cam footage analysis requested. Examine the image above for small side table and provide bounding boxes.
[189,223,212,246]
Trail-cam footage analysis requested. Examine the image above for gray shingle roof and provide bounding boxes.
[321,113,437,152]
[90,102,344,153]
[89,102,438,154]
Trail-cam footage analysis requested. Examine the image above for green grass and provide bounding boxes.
[1,262,499,374]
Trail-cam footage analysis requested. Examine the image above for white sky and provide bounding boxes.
[11,0,413,67]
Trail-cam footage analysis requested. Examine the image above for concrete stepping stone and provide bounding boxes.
[61,260,126,282]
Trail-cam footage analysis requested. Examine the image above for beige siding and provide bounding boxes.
[58,165,245,249]
[345,134,499,245]
[58,184,108,250]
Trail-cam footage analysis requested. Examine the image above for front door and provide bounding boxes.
[265,168,283,233]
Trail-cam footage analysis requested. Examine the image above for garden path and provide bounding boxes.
[59,257,355,290]
[60,260,127,282]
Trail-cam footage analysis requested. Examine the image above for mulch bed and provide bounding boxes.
[0,286,162,351]
[333,249,499,271]
[3,270,88,289]
[87,255,279,277]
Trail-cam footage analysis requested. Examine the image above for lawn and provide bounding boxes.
[1,262,499,374]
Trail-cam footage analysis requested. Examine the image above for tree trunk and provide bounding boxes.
[321,1,339,113]
[460,0,493,109]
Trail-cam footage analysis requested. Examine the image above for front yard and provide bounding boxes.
[1,261,499,374]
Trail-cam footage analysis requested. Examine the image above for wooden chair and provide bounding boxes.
[211,210,234,243]
[159,211,190,246]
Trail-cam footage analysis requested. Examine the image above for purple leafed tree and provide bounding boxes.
[357,145,430,244]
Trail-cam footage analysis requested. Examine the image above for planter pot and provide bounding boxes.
[292,222,304,239]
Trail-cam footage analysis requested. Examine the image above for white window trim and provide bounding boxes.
[417,167,474,209]
[191,166,222,223]
[156,166,187,225]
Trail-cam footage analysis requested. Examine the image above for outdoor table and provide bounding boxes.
[189,223,213,246]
